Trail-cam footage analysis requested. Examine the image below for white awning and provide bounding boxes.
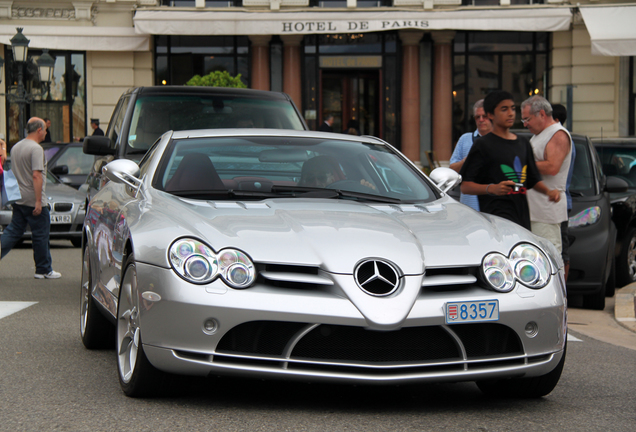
[0,25,150,51]
[580,6,636,56]
[133,8,572,36]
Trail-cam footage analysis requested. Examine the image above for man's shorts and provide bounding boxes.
[531,221,562,254]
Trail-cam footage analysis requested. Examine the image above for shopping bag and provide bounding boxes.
[1,169,21,206]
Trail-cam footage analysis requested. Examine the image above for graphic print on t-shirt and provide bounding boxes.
[500,156,527,184]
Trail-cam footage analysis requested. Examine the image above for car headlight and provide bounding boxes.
[482,244,551,292]
[169,238,255,288]
[569,206,601,228]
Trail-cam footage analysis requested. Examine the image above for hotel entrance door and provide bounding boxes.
[321,71,380,137]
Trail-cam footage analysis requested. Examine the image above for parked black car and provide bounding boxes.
[82,86,308,203]
[43,142,96,189]
[592,137,636,288]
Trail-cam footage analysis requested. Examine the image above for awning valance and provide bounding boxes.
[580,6,636,56]
[0,25,150,51]
[133,8,572,36]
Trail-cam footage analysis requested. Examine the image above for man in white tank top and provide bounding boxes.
[521,96,572,254]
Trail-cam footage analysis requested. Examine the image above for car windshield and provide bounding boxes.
[596,146,636,188]
[154,136,437,203]
[126,95,306,155]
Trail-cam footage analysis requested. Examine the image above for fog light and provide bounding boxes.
[525,321,539,338]
[202,318,219,335]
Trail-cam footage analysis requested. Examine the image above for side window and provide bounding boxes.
[107,96,131,149]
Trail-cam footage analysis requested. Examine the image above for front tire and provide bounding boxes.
[117,254,162,397]
[476,342,567,398]
[617,226,636,287]
[80,247,114,349]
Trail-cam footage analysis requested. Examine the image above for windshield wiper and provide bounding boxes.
[271,185,404,204]
[169,189,283,199]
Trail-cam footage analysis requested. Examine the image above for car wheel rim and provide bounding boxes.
[80,248,90,337]
[117,264,139,384]
[629,236,636,281]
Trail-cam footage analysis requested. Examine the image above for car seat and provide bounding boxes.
[165,153,225,192]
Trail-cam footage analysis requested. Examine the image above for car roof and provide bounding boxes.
[123,86,292,101]
[169,128,387,145]
[591,137,636,146]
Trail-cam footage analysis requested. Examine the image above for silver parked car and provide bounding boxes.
[0,159,85,247]
[80,129,567,398]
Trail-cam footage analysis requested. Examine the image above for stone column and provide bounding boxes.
[431,31,455,164]
[249,35,271,91]
[281,35,303,113]
[399,30,424,164]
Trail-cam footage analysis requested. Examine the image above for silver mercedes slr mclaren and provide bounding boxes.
[80,129,567,398]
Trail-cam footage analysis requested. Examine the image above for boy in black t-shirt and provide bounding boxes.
[460,90,560,230]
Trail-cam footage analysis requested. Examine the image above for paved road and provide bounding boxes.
[1,242,635,431]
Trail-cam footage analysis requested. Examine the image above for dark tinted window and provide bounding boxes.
[126,95,306,154]
[155,136,435,203]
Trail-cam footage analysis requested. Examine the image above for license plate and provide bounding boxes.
[446,300,499,324]
[51,214,72,224]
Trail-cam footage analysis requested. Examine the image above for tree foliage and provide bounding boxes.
[185,70,247,88]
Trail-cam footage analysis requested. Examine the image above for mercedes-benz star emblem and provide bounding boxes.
[354,259,400,297]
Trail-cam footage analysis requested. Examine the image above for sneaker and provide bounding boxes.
[34,270,62,279]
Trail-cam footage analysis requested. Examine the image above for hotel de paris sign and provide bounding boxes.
[133,10,573,36]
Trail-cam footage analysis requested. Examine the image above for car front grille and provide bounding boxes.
[256,263,484,292]
[213,321,524,373]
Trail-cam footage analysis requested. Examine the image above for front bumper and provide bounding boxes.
[135,263,567,384]
[0,208,85,242]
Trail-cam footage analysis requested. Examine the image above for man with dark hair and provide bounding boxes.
[460,90,560,230]
[318,114,334,132]
[1,117,61,279]
[450,98,493,211]
[551,104,567,127]
[90,118,104,136]
[521,96,572,254]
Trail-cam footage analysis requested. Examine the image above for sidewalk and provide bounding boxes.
[615,283,636,333]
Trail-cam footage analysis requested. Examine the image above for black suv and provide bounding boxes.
[592,137,636,288]
[83,86,307,202]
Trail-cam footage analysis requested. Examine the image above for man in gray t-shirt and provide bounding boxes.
[1,117,61,279]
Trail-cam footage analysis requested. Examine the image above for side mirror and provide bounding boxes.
[430,167,462,194]
[83,136,115,156]
[102,159,142,196]
[605,176,629,193]
[50,165,69,176]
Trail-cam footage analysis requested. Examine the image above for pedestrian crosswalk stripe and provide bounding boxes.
[567,333,583,342]
[0,301,38,319]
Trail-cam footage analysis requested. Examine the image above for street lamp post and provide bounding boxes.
[0,28,56,140]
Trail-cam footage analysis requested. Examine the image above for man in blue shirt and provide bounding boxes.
[450,99,493,211]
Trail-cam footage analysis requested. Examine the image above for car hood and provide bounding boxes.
[131,191,541,274]
[45,182,84,203]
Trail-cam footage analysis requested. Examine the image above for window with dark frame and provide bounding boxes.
[3,48,86,145]
[452,31,549,145]
[154,35,250,87]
